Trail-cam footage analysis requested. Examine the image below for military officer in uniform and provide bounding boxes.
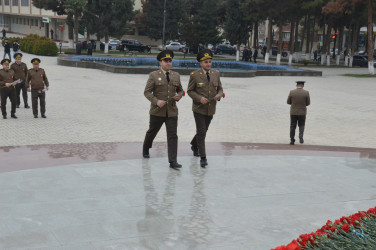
[143,50,184,169]
[25,58,49,118]
[187,49,223,167]
[0,59,18,119]
[11,53,30,109]
[287,81,310,145]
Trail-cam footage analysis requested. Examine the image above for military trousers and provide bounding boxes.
[15,82,28,106]
[31,90,46,116]
[1,88,16,116]
[290,115,306,139]
[191,112,213,158]
[143,115,178,163]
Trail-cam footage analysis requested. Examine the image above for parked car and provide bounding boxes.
[186,45,206,54]
[214,44,236,55]
[271,46,288,57]
[119,39,151,53]
[109,39,120,50]
[166,42,186,52]
[352,55,375,67]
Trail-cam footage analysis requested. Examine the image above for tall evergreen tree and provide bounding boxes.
[141,0,186,43]
[222,0,252,61]
[181,0,222,50]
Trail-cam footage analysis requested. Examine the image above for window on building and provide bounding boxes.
[0,0,2,6]
[12,0,18,6]
[30,19,33,26]
[27,19,29,26]
[41,21,44,28]
[21,0,28,6]
[23,18,26,25]
[5,0,10,6]
[35,19,38,26]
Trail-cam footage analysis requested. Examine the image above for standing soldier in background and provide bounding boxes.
[0,59,18,119]
[26,58,49,118]
[87,41,93,56]
[287,81,310,145]
[143,50,184,170]
[187,49,224,168]
[11,53,29,109]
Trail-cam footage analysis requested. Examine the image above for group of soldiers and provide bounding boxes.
[144,49,310,169]
[0,53,49,119]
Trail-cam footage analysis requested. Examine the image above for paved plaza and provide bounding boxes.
[1,47,376,249]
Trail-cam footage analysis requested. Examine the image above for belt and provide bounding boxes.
[32,89,46,93]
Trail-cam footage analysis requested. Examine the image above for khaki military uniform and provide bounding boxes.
[187,69,223,158]
[25,68,49,116]
[143,69,183,162]
[10,62,28,107]
[287,88,310,140]
[0,68,17,116]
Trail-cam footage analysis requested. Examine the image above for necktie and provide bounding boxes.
[206,72,210,82]
[166,72,170,82]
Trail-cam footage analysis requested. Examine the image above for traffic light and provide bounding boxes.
[332,35,336,39]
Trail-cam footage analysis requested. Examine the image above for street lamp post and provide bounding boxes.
[162,0,167,50]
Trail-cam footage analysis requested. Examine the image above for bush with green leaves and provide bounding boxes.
[2,34,58,56]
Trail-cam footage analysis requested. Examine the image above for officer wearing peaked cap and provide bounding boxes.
[11,53,29,109]
[26,58,49,118]
[0,58,18,119]
[187,49,224,167]
[287,81,310,145]
[143,50,184,169]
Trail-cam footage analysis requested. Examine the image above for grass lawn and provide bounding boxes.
[343,74,376,77]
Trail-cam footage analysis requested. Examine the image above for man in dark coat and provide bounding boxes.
[287,81,311,145]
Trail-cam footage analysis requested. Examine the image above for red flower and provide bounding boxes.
[286,242,301,250]
[222,92,226,98]
[182,90,186,96]
[342,224,350,232]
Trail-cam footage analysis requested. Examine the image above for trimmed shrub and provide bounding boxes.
[2,34,58,56]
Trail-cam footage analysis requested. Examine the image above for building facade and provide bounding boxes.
[0,0,70,40]
[1,0,143,41]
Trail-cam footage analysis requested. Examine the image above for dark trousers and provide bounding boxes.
[290,115,306,140]
[31,90,46,115]
[87,49,92,56]
[1,88,16,116]
[143,115,178,162]
[15,82,28,106]
[191,112,213,158]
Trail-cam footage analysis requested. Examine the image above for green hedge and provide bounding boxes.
[2,34,58,56]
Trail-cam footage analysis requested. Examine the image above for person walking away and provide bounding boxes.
[287,81,310,145]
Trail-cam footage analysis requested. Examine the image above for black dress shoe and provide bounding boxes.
[200,158,208,168]
[143,148,150,158]
[169,161,182,169]
[34,114,38,118]
[25,105,30,109]
[299,138,304,144]
[11,114,17,119]
[16,105,20,108]
[3,115,7,119]
[290,139,295,145]
[41,115,47,118]
[191,146,200,157]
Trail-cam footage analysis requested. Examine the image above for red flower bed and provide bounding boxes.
[272,206,376,249]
